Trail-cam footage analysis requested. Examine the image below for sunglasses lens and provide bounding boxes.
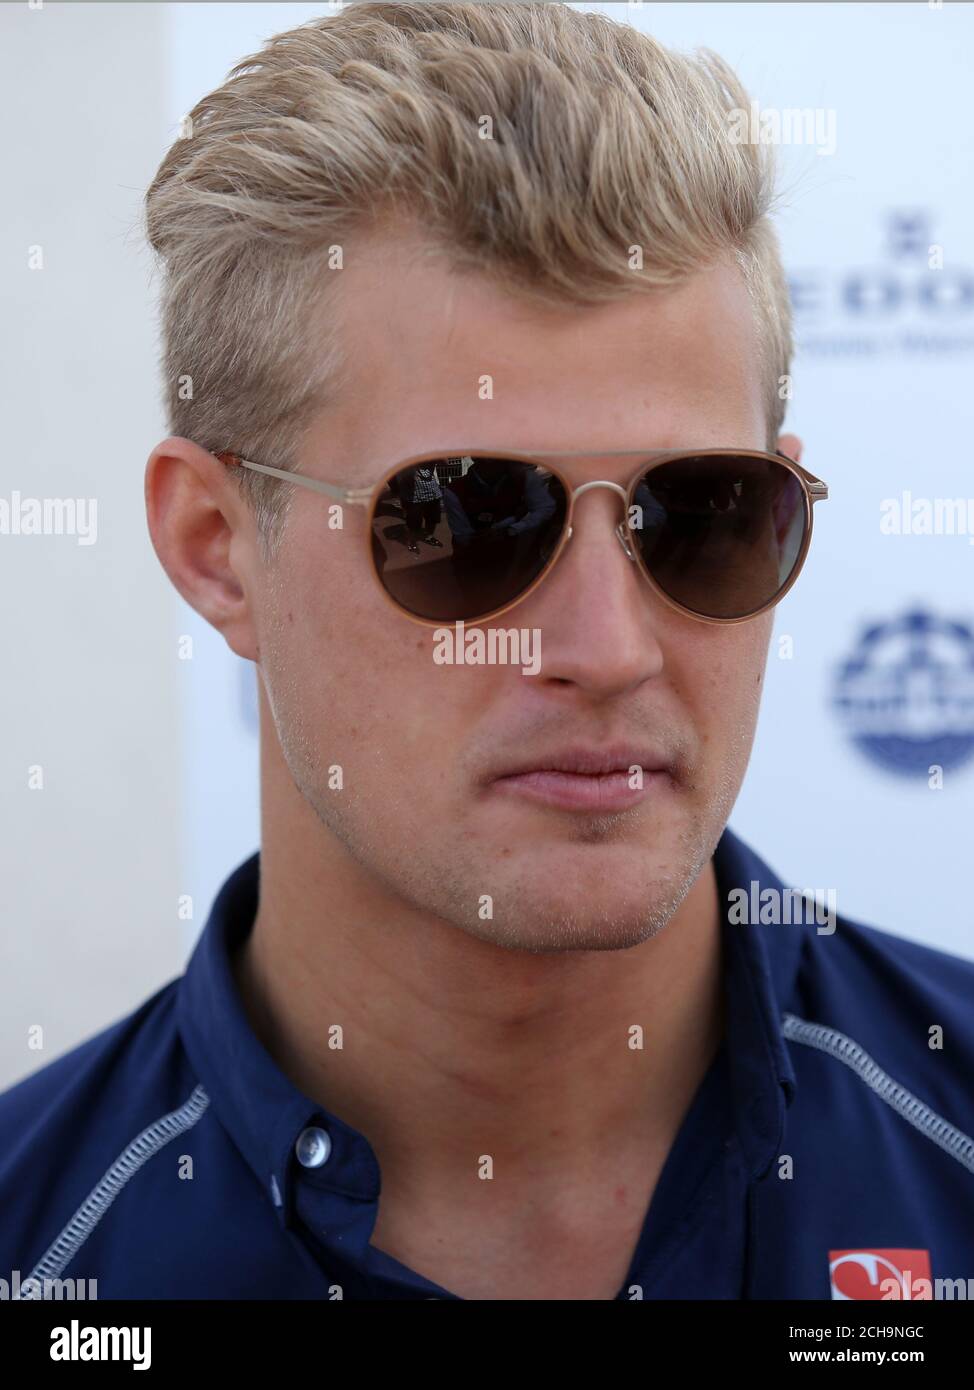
[631,455,807,619]
[371,457,569,622]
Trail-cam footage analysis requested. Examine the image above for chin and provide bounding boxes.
[463,880,689,956]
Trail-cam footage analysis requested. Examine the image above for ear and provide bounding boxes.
[776,432,803,466]
[144,436,261,662]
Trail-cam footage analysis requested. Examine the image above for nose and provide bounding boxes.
[526,478,665,699]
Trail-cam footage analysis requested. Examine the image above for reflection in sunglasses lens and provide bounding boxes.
[630,456,806,619]
[371,457,568,622]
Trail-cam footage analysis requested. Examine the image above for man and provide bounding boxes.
[2,1,972,1302]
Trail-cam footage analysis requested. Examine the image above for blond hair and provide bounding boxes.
[145,0,792,552]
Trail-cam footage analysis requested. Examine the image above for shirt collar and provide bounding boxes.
[176,851,381,1238]
[176,823,803,1231]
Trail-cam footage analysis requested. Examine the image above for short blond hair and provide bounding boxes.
[145,0,792,551]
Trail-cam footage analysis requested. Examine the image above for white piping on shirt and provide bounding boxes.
[16,1083,210,1297]
[783,1013,974,1175]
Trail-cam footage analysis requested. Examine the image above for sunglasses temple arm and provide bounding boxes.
[223,454,371,505]
[224,450,828,507]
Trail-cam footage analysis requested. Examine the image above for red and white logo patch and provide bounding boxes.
[829,1249,933,1300]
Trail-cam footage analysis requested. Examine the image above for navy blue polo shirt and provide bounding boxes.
[2,824,974,1300]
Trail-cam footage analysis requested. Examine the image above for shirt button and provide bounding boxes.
[295,1126,332,1168]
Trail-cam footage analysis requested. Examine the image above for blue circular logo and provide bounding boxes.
[832,608,974,776]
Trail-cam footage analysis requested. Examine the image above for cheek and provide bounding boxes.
[681,620,770,757]
[263,548,465,781]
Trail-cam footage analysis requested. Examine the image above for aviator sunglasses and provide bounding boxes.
[215,447,828,627]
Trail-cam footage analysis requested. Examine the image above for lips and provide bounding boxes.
[489,744,673,780]
[486,745,676,813]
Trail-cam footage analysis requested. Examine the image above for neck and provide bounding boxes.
[232,734,725,1228]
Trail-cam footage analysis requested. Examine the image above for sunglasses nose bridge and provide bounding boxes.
[565,479,637,562]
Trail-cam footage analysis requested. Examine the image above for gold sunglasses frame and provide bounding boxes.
[215,447,828,628]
